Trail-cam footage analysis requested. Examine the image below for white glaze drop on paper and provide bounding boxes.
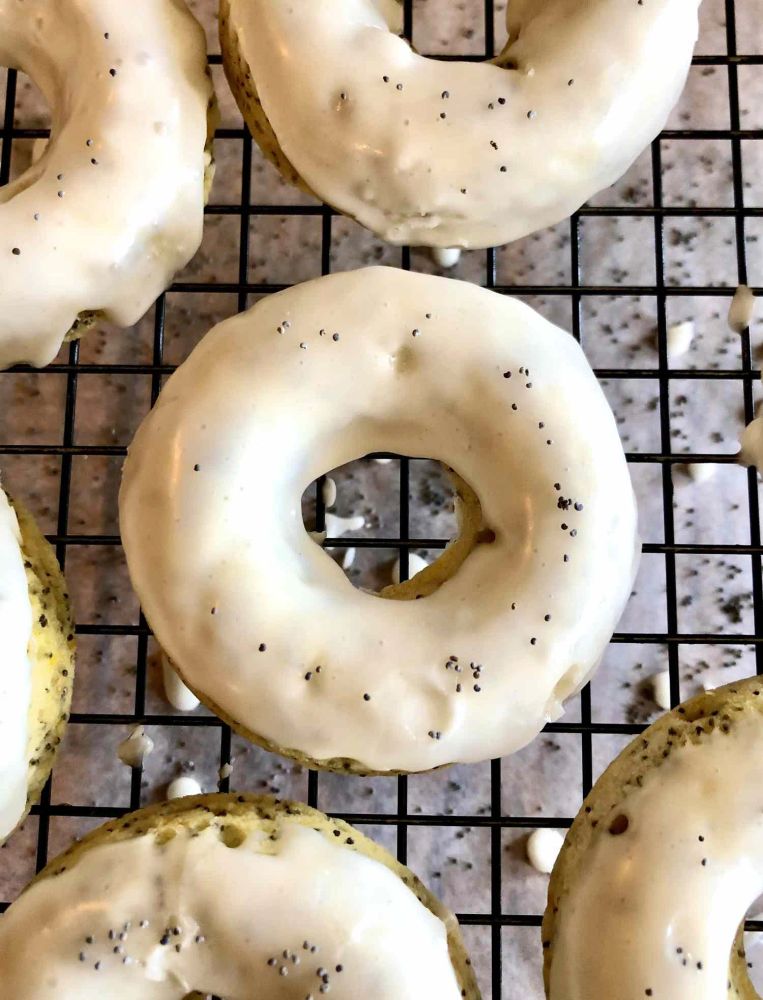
[117,725,154,769]
[666,320,694,359]
[526,828,564,874]
[432,248,462,269]
[686,462,716,484]
[0,487,33,839]
[321,475,338,508]
[739,416,763,470]
[162,653,200,711]
[167,775,202,799]
[392,552,429,584]
[0,823,464,998]
[728,284,756,334]
[650,669,671,711]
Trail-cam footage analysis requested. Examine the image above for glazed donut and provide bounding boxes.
[120,267,639,774]
[220,0,700,249]
[543,676,763,1000]
[0,0,216,370]
[0,483,75,843]
[0,793,480,998]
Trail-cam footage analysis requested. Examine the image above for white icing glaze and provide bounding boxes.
[685,462,716,484]
[650,669,672,711]
[321,476,337,509]
[161,654,200,712]
[739,416,763,470]
[728,284,756,334]
[227,0,700,248]
[391,552,429,585]
[548,712,763,999]
[526,828,563,874]
[117,725,154,769]
[120,267,639,773]
[167,776,202,799]
[666,319,694,359]
[338,547,356,571]
[0,820,463,998]
[432,248,462,269]
[325,513,365,538]
[218,762,233,781]
[0,486,33,840]
[0,0,213,369]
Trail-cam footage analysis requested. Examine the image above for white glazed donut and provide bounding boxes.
[543,677,763,1000]
[0,0,215,370]
[0,487,33,839]
[0,483,75,843]
[220,0,700,248]
[120,267,638,774]
[0,794,480,998]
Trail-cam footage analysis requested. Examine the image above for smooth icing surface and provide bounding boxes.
[227,0,700,248]
[0,486,33,839]
[0,0,213,369]
[547,713,763,999]
[121,268,638,772]
[0,821,463,998]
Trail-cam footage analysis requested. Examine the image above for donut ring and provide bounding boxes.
[220,0,700,248]
[0,793,480,998]
[0,0,217,370]
[543,676,763,1000]
[0,484,75,844]
[120,267,639,774]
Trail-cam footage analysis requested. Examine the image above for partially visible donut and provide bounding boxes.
[220,0,700,248]
[543,676,763,1000]
[0,793,480,998]
[0,484,75,844]
[120,266,639,775]
[0,0,217,369]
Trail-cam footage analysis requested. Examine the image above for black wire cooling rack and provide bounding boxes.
[1,1,763,996]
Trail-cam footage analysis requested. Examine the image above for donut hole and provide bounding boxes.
[1,70,52,188]
[301,455,493,598]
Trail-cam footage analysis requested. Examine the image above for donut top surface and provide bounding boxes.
[226,0,700,247]
[120,267,638,773]
[546,683,763,999]
[0,804,465,997]
[0,0,213,368]
[0,487,33,840]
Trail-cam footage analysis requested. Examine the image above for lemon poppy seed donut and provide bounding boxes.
[0,0,216,370]
[543,676,763,1000]
[0,793,480,998]
[220,0,700,249]
[0,484,75,843]
[120,267,639,775]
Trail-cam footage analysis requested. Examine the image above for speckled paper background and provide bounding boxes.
[1,0,763,996]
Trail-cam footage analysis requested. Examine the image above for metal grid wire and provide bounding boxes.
[1,0,763,995]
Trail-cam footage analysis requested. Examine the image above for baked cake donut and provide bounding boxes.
[543,676,763,1000]
[0,482,75,843]
[120,267,639,774]
[220,0,700,248]
[0,793,480,998]
[0,0,216,370]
